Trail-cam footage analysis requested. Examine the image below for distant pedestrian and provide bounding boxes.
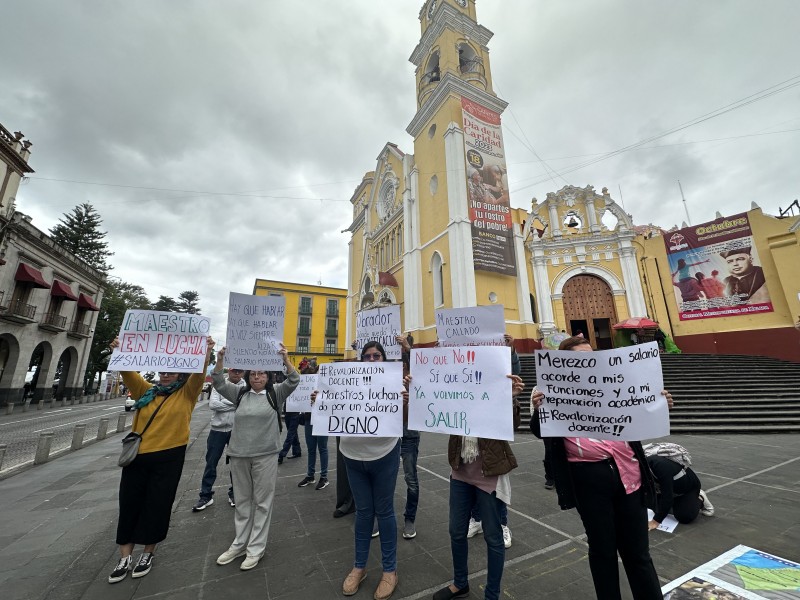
[297,364,329,491]
[107,336,214,584]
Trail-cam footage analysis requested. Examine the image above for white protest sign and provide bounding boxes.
[286,374,317,413]
[225,292,286,370]
[110,310,210,373]
[647,509,679,533]
[409,346,514,441]
[311,361,403,437]
[535,342,669,441]
[354,305,401,360]
[435,305,505,347]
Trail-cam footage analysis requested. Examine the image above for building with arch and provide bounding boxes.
[344,1,800,362]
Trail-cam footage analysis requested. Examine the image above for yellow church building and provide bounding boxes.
[344,0,800,363]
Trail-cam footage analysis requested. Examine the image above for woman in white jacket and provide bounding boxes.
[211,344,299,571]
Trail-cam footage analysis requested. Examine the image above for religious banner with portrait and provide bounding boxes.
[461,97,516,276]
[663,213,773,321]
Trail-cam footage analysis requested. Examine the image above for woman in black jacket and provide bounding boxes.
[530,336,673,600]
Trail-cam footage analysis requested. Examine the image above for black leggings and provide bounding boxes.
[116,446,186,545]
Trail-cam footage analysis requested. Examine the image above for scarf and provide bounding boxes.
[134,379,186,409]
[460,436,479,464]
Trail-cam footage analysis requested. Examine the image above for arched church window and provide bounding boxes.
[431,252,444,307]
[377,181,395,220]
[563,212,583,232]
[424,51,440,83]
[458,43,484,76]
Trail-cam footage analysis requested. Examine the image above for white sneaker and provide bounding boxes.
[467,518,482,538]
[216,546,246,565]
[240,555,261,570]
[502,524,512,548]
[699,490,715,516]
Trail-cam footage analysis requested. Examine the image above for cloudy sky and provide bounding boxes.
[2,0,799,342]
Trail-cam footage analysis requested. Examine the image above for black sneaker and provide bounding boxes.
[315,477,329,490]
[228,496,235,507]
[108,555,132,584]
[298,476,315,488]
[131,552,153,578]
[192,497,214,512]
[544,478,555,490]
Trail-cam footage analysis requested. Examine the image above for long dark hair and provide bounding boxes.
[360,341,387,361]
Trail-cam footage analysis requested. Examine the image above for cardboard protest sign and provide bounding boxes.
[225,292,285,370]
[311,361,403,437]
[286,374,317,413]
[354,305,401,360]
[435,305,505,347]
[110,310,210,373]
[409,346,514,441]
[661,545,800,599]
[535,342,668,441]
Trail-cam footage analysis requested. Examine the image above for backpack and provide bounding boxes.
[235,386,283,433]
[643,442,692,468]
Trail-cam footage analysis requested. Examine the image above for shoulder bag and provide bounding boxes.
[118,396,169,467]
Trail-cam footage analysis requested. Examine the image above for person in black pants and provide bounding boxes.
[646,455,713,527]
[530,336,674,600]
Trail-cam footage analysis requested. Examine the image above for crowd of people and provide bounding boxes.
[107,333,717,600]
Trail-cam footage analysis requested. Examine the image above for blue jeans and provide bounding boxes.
[343,441,401,572]
[279,413,301,458]
[200,429,232,501]
[471,499,508,526]
[304,424,329,478]
[400,435,420,522]
[449,477,505,600]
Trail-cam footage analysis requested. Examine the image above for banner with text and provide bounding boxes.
[285,374,317,413]
[462,97,517,276]
[225,292,286,370]
[409,346,514,441]
[535,342,668,441]
[435,305,505,347]
[311,361,403,437]
[111,310,210,373]
[354,305,401,360]
[664,212,773,321]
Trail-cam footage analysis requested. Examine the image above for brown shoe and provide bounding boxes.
[374,571,398,600]
[342,568,366,596]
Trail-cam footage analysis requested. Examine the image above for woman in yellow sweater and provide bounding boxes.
[107,335,214,584]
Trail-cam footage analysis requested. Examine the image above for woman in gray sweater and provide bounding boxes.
[211,344,299,571]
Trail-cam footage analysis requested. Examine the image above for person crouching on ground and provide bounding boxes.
[213,344,299,571]
[107,335,214,584]
[530,336,673,600]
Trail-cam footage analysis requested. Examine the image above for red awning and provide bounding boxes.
[14,263,50,289]
[77,293,100,311]
[378,271,399,287]
[51,280,78,301]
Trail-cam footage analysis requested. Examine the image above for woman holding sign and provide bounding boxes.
[530,336,673,600]
[212,344,299,571]
[107,336,215,584]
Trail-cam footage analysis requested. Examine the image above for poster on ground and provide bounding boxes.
[225,293,286,370]
[110,310,210,373]
[435,305,506,347]
[664,213,773,321]
[535,342,669,441]
[409,346,514,441]
[661,545,800,599]
[311,361,403,437]
[354,305,402,360]
[462,97,517,276]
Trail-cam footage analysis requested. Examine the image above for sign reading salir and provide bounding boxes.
[663,212,773,321]
[461,97,516,276]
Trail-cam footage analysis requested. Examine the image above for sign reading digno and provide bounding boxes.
[462,97,516,276]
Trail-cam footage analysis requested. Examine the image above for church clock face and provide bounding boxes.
[456,0,467,7]
[427,1,436,20]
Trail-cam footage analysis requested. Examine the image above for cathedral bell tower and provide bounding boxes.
[404,0,533,327]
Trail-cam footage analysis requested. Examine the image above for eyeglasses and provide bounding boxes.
[159,372,178,376]
[249,371,267,377]
[362,353,383,361]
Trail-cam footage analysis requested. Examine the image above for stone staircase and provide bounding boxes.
[518,353,800,434]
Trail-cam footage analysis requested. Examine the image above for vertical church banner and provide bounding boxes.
[461,97,517,276]
[664,213,773,321]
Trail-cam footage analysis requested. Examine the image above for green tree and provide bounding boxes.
[49,203,114,273]
[177,290,201,314]
[152,295,179,312]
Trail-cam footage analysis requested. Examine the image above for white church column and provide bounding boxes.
[531,251,556,333]
[345,239,355,349]
[548,200,562,238]
[403,157,423,330]
[513,225,533,322]
[443,122,476,308]
[619,244,648,317]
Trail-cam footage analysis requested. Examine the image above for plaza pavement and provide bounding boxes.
[1,401,798,600]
